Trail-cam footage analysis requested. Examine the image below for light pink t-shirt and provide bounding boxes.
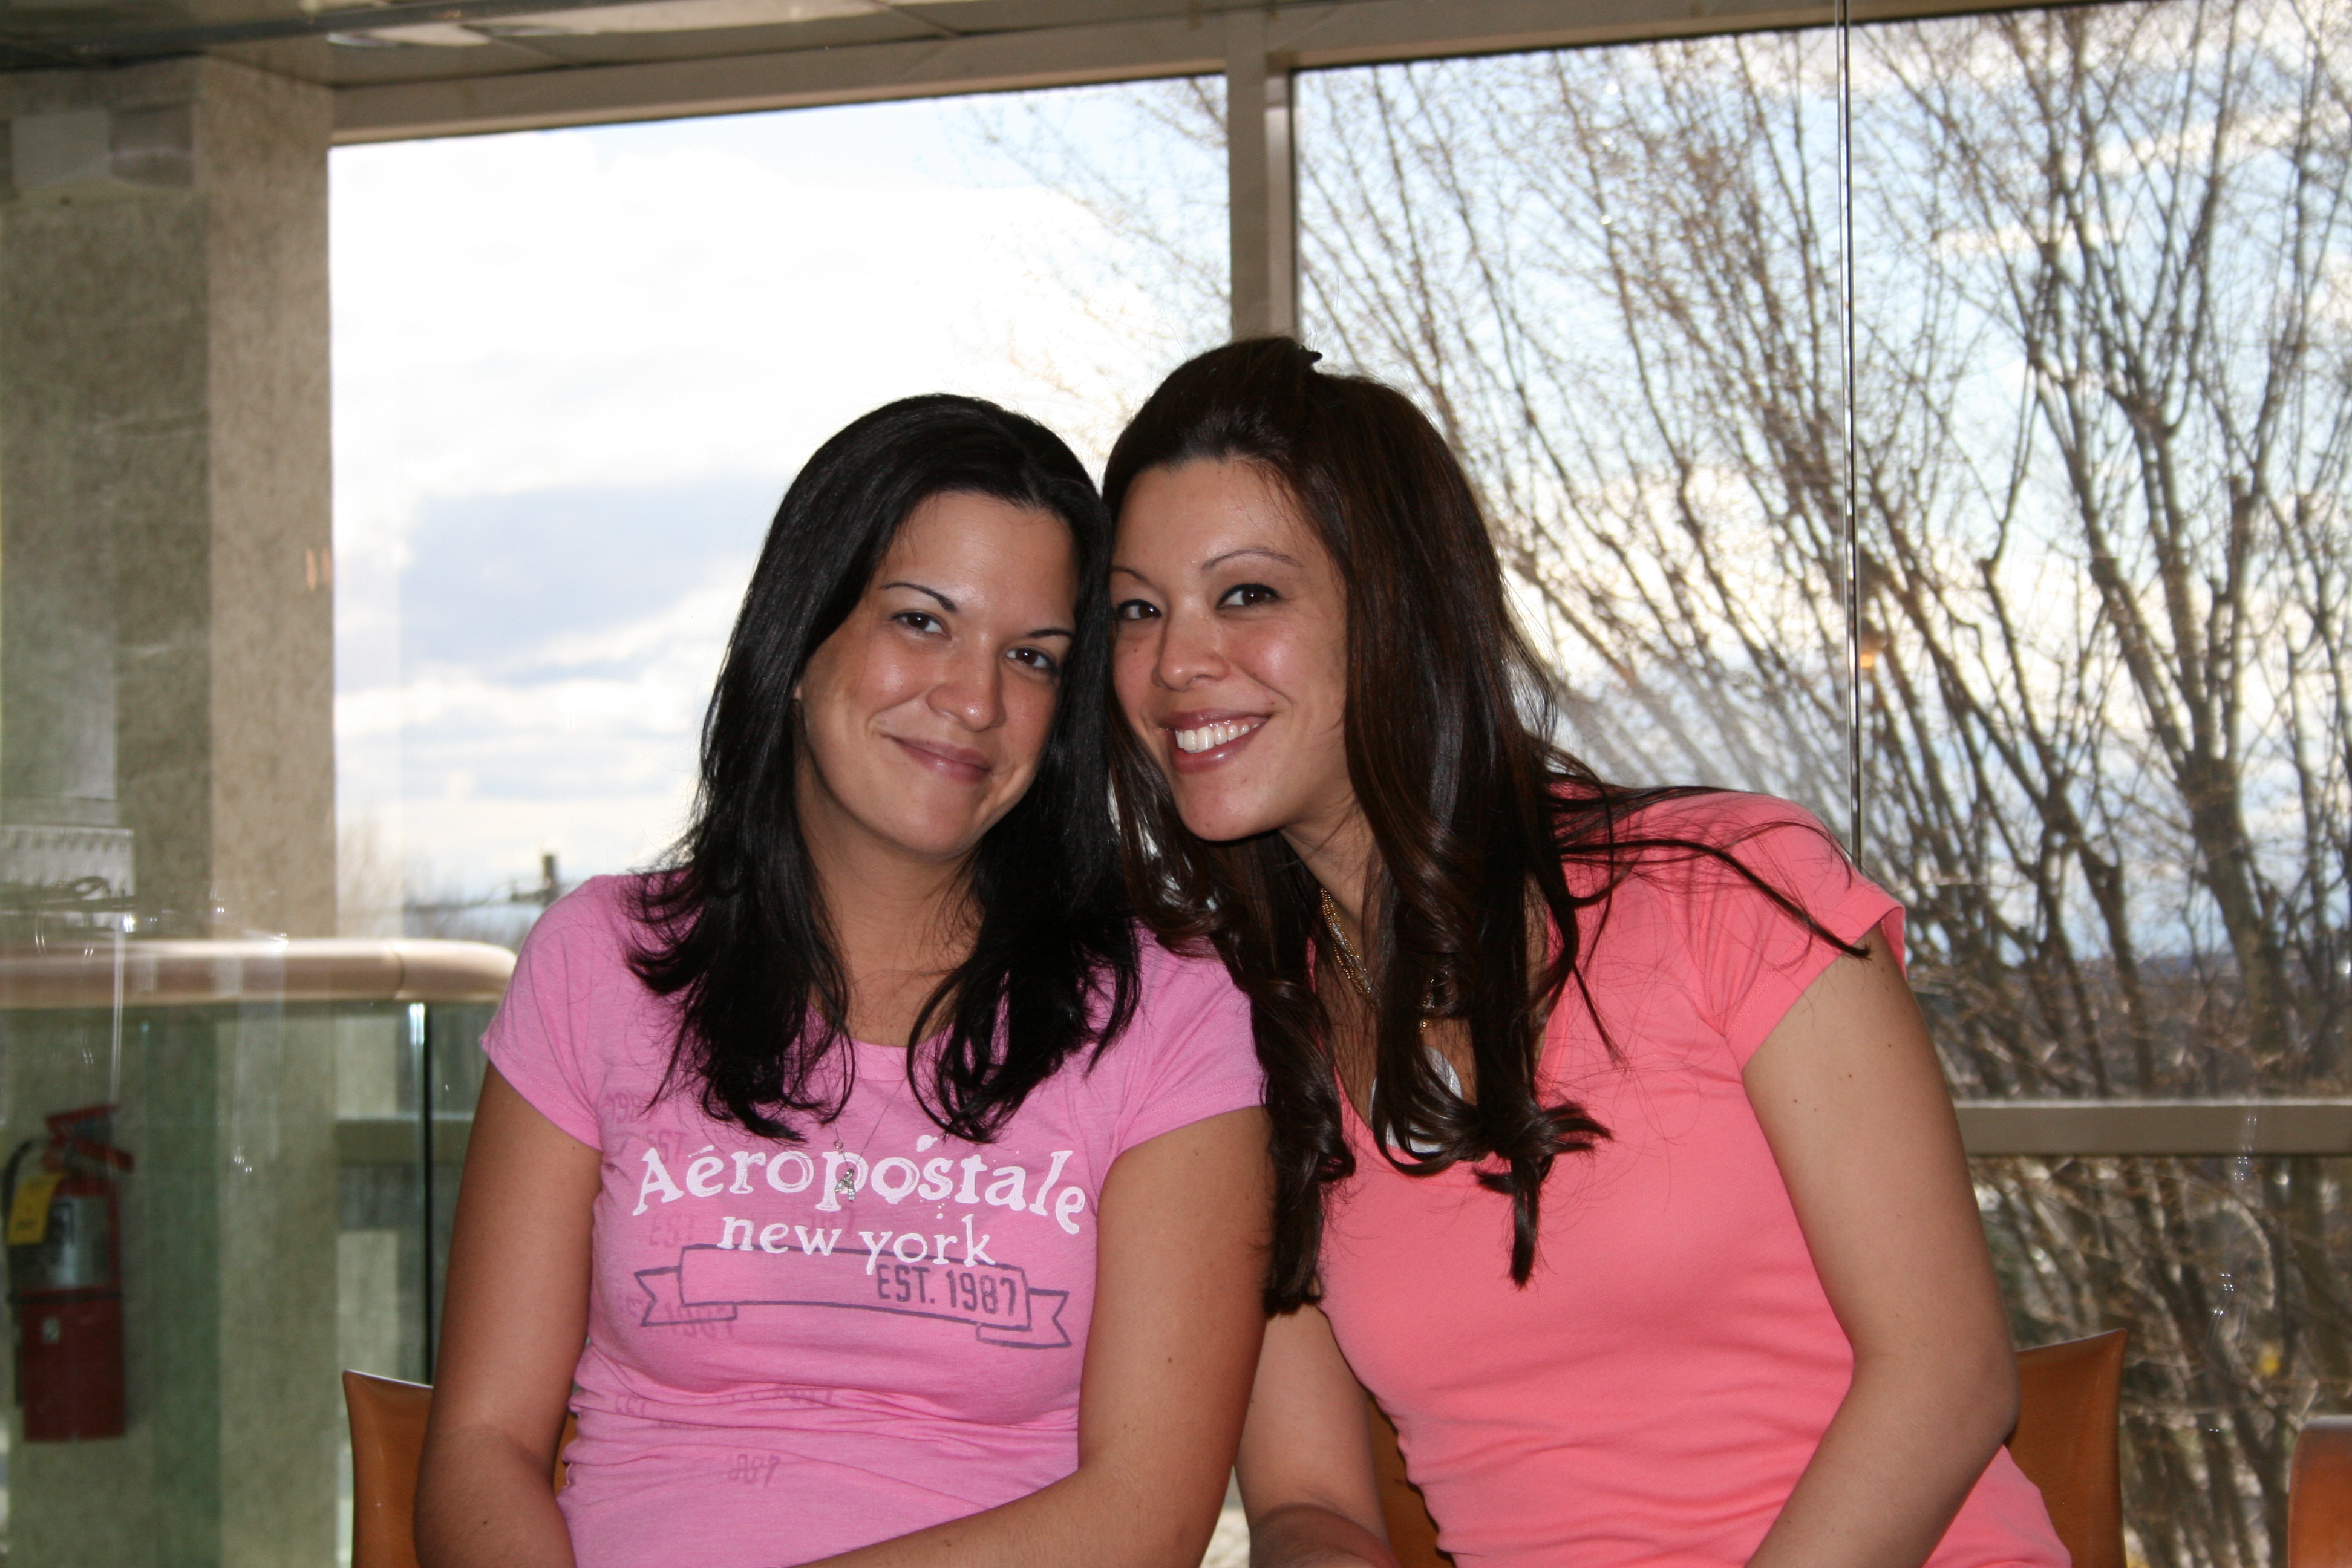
[1317,793,2067,1568]
[484,875,1262,1568]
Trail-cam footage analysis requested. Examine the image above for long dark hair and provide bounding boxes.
[633,394,1139,1144]
[1105,339,1839,1310]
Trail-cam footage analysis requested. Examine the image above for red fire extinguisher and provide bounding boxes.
[5,1103,132,1441]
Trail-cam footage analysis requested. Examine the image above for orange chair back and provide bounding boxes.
[2011,1330,2126,1568]
[2292,1416,2352,1568]
[345,1371,434,1568]
[1364,1331,2126,1568]
[343,1370,575,1568]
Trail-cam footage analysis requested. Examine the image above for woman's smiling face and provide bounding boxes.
[795,489,1077,867]
[1111,459,1357,848]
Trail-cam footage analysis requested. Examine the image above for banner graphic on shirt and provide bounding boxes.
[635,1244,1071,1349]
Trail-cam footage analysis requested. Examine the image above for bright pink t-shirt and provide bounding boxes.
[1316,793,2067,1568]
[483,875,1262,1568]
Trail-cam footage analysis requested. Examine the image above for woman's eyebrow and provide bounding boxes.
[880,580,955,612]
[1204,547,1302,570]
[1027,625,1076,641]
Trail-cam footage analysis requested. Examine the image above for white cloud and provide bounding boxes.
[333,129,1152,528]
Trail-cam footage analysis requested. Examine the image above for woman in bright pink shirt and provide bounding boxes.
[1102,339,2068,1568]
[417,397,1268,1568]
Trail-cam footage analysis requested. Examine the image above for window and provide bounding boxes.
[0,4,2339,1561]
[1288,8,2349,1559]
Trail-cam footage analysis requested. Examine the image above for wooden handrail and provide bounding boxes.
[0,938,514,1009]
[1955,1100,2352,1157]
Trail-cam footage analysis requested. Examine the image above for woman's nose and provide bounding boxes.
[1154,607,1227,689]
[930,648,1006,731]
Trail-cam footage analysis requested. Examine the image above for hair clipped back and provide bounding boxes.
[1106,340,1817,1310]
[633,393,1139,1147]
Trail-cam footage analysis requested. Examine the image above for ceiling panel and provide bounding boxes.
[0,0,1244,78]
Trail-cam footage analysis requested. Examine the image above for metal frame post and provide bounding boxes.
[1226,7,1298,339]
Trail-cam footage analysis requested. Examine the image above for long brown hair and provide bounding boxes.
[1105,338,1828,1310]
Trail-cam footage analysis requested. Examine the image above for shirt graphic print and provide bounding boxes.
[485,877,1263,1568]
[626,1102,1082,1354]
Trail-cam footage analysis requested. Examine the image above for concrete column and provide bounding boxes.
[1226,9,1298,341]
[0,55,339,1568]
[0,56,335,941]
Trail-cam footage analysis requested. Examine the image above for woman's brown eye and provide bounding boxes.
[1221,583,1279,609]
[1114,599,1159,622]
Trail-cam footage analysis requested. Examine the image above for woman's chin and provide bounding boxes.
[854,810,996,866]
[1169,792,1285,847]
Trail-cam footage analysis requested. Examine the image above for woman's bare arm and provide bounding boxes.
[1236,1305,1399,1568]
[416,1067,603,1568]
[1742,923,2019,1568]
[805,1106,1272,1568]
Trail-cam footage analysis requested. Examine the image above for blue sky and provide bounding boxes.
[330,88,1224,930]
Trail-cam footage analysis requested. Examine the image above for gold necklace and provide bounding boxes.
[1319,889,1379,1002]
[1318,890,1463,1137]
[1318,890,1443,1016]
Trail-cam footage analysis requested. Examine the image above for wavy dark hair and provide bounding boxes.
[1104,339,1844,1310]
[632,394,1140,1143]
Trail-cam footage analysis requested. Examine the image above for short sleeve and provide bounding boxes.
[479,879,622,1149]
[1105,940,1265,1159]
[1648,794,1904,1066]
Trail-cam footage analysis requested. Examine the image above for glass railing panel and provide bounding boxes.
[0,937,510,1566]
[1974,1148,2352,1566]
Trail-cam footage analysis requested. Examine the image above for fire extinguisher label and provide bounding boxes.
[7,1169,63,1246]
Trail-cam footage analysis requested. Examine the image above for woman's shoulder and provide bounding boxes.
[1128,924,1252,1021]
[1604,786,1841,849]
[538,870,668,933]
[1560,788,1884,939]
[1106,927,1258,1068]
[1547,791,1898,1062]
[1561,789,1851,890]
[485,875,677,1137]
[1080,927,1261,1150]
[508,873,665,993]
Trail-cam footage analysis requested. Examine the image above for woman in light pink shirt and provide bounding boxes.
[1102,339,2068,1568]
[417,396,1269,1568]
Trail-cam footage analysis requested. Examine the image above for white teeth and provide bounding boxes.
[1174,720,1259,754]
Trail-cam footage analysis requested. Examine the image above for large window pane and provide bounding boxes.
[1850,2,2351,1561]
